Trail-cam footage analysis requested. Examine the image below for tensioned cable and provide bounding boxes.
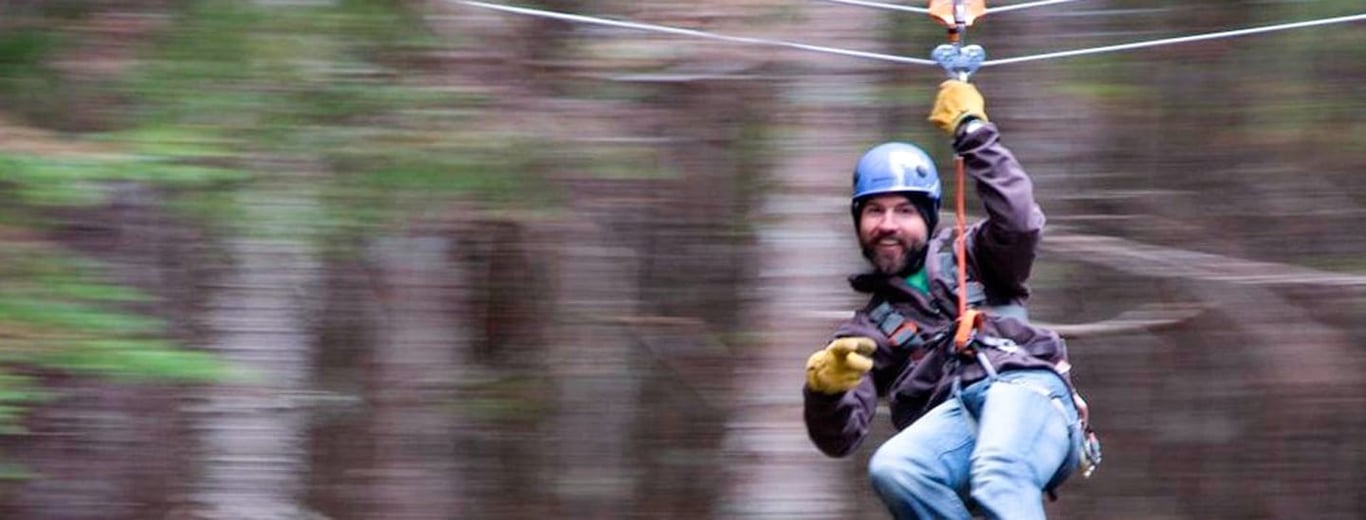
[457,0,937,66]
[983,12,1366,66]
[988,0,1085,14]
[814,0,928,14]
[815,0,1083,15]
[458,1,1365,70]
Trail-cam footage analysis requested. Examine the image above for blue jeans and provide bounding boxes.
[868,369,1079,520]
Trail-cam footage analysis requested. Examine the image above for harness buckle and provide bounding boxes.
[976,335,1020,354]
[1080,429,1103,478]
[953,309,984,354]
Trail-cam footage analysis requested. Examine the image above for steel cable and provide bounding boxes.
[814,0,929,14]
[983,12,1366,66]
[988,0,1086,14]
[457,1,1364,70]
[815,0,1084,15]
[457,0,937,66]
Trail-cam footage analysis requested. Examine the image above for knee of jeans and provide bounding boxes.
[869,446,935,492]
[969,452,1035,492]
[969,461,1044,515]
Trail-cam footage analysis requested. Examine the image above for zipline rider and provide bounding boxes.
[802,80,1097,520]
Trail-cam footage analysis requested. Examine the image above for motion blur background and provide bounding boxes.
[0,0,1362,518]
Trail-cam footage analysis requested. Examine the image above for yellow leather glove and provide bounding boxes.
[928,80,988,135]
[805,337,877,394]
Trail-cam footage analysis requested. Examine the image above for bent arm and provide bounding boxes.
[802,313,905,457]
[955,122,1044,298]
[803,378,877,457]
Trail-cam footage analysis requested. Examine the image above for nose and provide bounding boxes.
[874,212,900,233]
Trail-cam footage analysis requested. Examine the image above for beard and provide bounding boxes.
[860,232,927,277]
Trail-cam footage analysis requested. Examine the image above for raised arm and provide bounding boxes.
[929,80,1044,298]
[958,122,1043,297]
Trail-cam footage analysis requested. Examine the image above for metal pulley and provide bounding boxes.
[927,0,987,36]
[932,44,985,81]
[928,0,988,80]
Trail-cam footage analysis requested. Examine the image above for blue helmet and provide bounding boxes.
[852,142,941,204]
[851,142,941,228]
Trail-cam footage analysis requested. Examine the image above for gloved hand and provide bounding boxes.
[805,337,877,394]
[928,80,988,135]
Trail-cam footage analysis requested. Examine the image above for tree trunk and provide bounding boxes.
[191,185,322,520]
[720,2,891,517]
[545,212,644,519]
[361,235,464,519]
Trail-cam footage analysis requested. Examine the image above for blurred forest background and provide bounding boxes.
[0,0,1362,518]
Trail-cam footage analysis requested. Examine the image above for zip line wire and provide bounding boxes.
[457,1,1366,69]
[814,0,928,14]
[984,12,1366,66]
[987,0,1086,14]
[816,0,1083,15]
[457,0,937,66]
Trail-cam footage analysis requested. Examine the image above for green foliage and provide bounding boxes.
[0,298,161,337]
[0,245,228,433]
[0,461,34,480]
[129,0,438,129]
[99,126,237,159]
[316,135,559,240]
[0,28,66,119]
[0,30,61,79]
[454,374,554,423]
[0,372,47,435]
[117,0,556,230]
[0,0,557,441]
[37,339,224,383]
[573,144,673,180]
[0,152,251,208]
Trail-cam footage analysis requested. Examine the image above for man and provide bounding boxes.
[802,80,1093,520]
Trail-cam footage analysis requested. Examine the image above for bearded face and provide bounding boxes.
[857,194,930,276]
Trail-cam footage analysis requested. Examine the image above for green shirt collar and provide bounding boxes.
[904,267,929,294]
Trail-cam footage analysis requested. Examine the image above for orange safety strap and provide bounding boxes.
[952,155,983,351]
[936,0,988,352]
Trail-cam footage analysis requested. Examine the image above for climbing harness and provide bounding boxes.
[868,301,926,353]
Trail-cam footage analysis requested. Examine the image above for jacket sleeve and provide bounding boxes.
[955,122,1044,299]
[802,313,898,457]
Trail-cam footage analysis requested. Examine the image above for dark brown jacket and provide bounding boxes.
[804,122,1070,457]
